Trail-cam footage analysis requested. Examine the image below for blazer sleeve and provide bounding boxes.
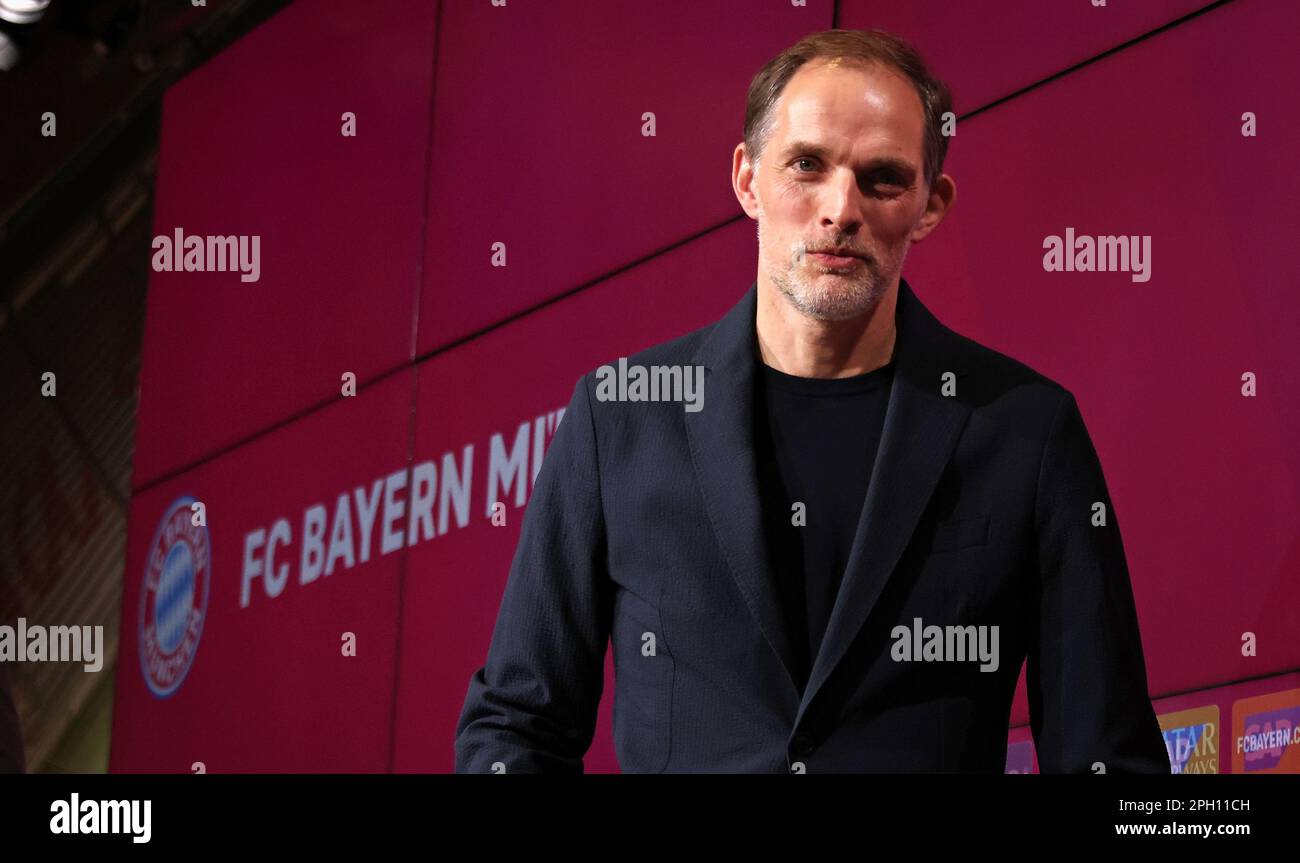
[1026,390,1170,774]
[453,374,614,773]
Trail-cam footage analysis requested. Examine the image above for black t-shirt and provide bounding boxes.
[752,353,895,695]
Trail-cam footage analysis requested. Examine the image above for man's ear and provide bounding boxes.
[733,143,761,220]
[910,173,956,243]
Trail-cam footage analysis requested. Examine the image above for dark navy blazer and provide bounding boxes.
[454,278,1170,774]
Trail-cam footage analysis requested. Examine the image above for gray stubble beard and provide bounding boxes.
[757,207,902,323]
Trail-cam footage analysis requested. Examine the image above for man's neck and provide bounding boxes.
[754,278,898,379]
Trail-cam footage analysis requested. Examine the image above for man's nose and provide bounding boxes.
[819,168,863,234]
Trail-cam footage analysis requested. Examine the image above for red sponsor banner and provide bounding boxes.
[839,0,1210,112]
[113,372,413,772]
[132,0,436,488]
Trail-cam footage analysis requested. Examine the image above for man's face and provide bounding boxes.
[739,58,943,321]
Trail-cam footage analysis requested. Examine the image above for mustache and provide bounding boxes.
[797,241,871,259]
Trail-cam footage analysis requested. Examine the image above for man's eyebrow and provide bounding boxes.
[777,140,834,162]
[778,141,917,176]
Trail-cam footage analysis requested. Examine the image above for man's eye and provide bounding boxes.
[793,158,817,172]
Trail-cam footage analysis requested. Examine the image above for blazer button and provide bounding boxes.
[792,733,815,756]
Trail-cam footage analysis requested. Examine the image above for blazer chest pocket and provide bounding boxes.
[611,589,674,773]
[931,514,990,553]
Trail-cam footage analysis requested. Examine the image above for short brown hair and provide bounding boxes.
[743,28,953,189]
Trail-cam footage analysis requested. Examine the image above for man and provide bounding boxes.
[454,29,1169,773]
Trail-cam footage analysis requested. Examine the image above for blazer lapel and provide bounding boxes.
[685,282,803,695]
[795,278,972,725]
[684,278,973,712]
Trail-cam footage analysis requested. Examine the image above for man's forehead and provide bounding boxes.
[774,59,925,145]
[783,57,918,109]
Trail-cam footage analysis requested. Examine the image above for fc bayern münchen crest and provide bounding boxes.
[139,496,210,698]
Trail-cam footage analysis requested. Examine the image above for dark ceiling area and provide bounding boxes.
[0,0,292,302]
